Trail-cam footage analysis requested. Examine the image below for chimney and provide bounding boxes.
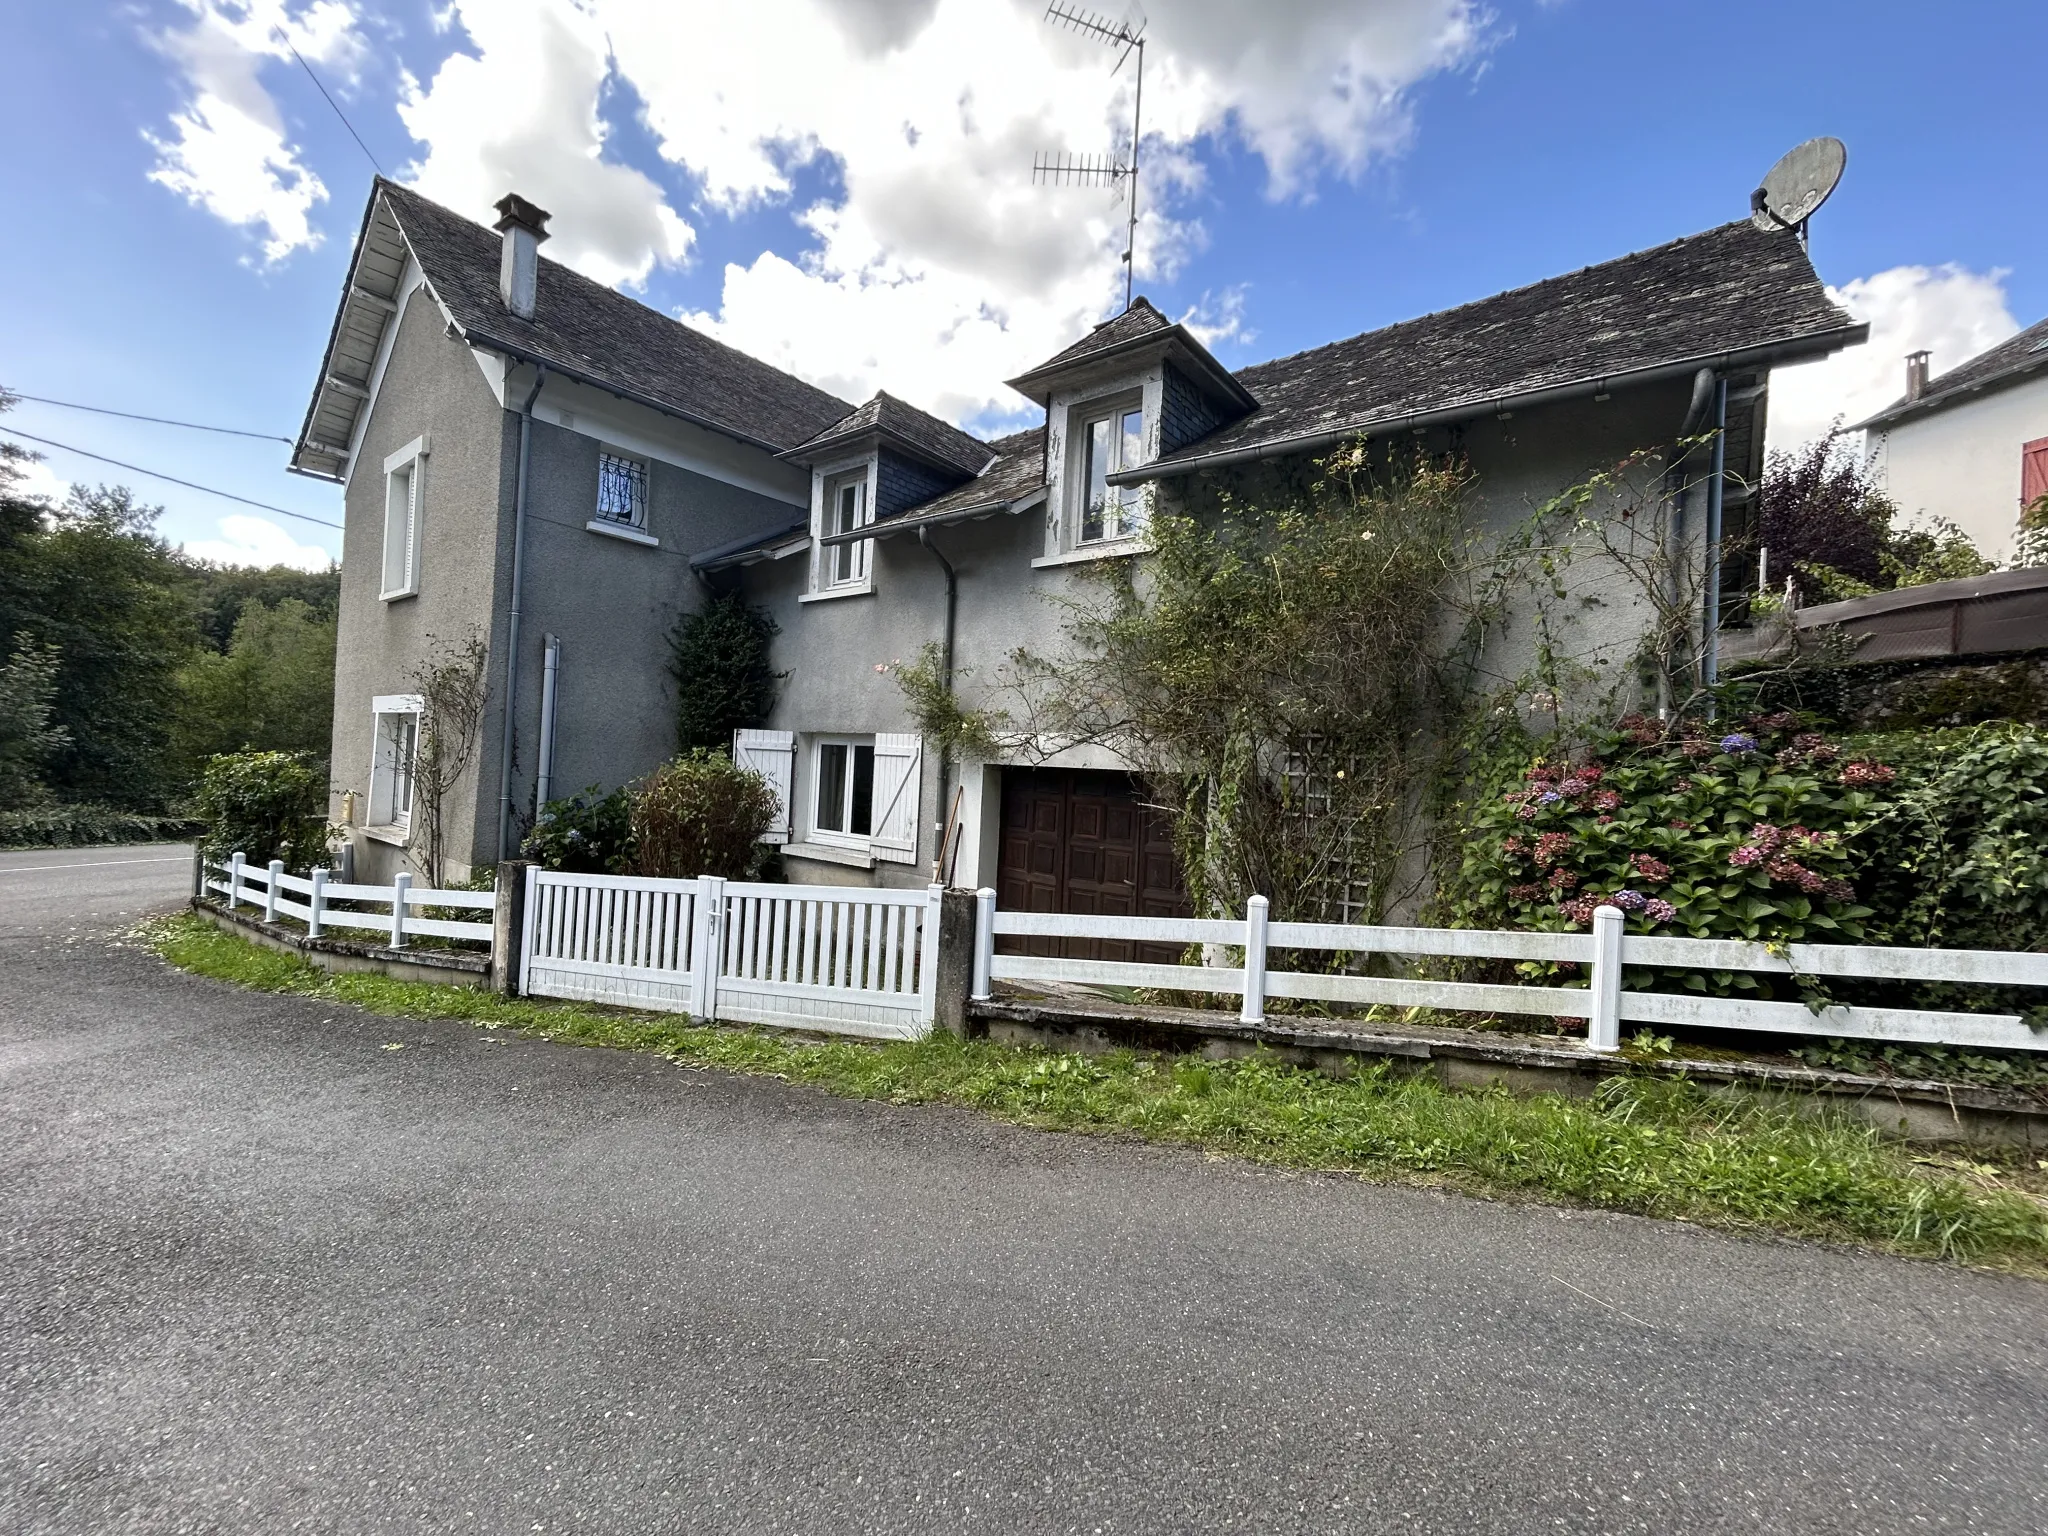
[1904,349,1931,403]
[493,193,551,321]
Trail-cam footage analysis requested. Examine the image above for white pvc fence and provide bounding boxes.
[971,893,2048,1055]
[205,852,495,948]
[520,870,942,1040]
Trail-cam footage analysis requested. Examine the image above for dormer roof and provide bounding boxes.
[779,390,995,479]
[1006,296,1258,415]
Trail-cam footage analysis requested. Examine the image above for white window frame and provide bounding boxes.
[588,446,659,547]
[380,436,428,600]
[805,460,875,599]
[809,735,877,849]
[1072,395,1147,547]
[366,694,423,837]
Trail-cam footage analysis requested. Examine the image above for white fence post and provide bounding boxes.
[692,875,725,1021]
[1588,904,1623,1053]
[308,868,327,938]
[972,888,996,1001]
[918,883,945,1027]
[519,863,539,999]
[390,871,412,949]
[228,851,245,910]
[1240,894,1270,1025]
[264,859,283,923]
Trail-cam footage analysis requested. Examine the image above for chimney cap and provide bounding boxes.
[493,193,552,240]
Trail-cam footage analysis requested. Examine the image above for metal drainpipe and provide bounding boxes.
[918,525,958,879]
[1660,368,1718,716]
[535,634,561,811]
[495,363,547,861]
[1703,378,1729,696]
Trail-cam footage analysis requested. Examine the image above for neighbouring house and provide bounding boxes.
[1857,316,2048,561]
[292,177,1864,915]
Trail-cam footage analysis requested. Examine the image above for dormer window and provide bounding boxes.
[803,464,876,599]
[1081,404,1146,543]
[829,475,869,584]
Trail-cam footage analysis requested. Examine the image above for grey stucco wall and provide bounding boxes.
[329,293,513,886]
[736,373,1714,891]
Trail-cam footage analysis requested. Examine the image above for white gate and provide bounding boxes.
[521,871,942,1040]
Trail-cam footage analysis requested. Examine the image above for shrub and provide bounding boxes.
[629,751,777,879]
[522,784,633,874]
[0,803,201,850]
[192,749,330,872]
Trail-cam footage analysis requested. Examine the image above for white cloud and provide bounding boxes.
[396,0,1488,424]
[397,0,694,289]
[183,513,337,571]
[2,452,73,506]
[145,1,365,264]
[1767,263,2020,453]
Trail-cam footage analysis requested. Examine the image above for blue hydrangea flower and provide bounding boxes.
[1719,733,1758,754]
[1538,791,1562,804]
[1610,888,1647,912]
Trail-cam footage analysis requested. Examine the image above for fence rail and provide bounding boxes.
[972,891,2048,1054]
[520,870,941,1039]
[205,853,493,948]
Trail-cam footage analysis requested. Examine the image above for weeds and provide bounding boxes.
[142,913,2048,1272]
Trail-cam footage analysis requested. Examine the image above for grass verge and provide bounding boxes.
[143,912,2048,1273]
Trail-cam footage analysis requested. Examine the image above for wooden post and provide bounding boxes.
[972,888,996,1001]
[1240,894,1269,1025]
[1588,904,1623,1052]
[491,859,531,995]
[390,871,412,950]
[308,868,327,939]
[191,845,205,900]
[929,887,977,1036]
[229,851,245,911]
[264,859,284,924]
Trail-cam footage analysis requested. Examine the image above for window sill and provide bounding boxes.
[379,588,419,602]
[363,822,411,847]
[1032,538,1149,569]
[782,840,875,869]
[798,584,874,604]
[586,518,658,548]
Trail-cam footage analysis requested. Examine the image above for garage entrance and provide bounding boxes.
[995,768,1190,964]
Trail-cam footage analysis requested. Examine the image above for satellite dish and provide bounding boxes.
[1750,137,1847,232]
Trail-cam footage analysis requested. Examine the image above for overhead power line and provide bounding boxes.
[0,428,344,531]
[4,391,292,443]
[276,28,385,176]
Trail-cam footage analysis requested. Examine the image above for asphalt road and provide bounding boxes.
[2,844,2045,1534]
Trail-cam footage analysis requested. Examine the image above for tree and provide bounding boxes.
[0,639,65,811]
[185,562,340,652]
[669,595,781,752]
[175,597,337,777]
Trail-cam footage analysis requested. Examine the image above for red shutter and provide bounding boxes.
[2024,436,2048,511]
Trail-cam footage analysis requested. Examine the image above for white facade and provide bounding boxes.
[1863,370,2048,561]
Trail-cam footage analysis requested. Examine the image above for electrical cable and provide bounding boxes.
[2,391,291,443]
[0,428,343,530]
[276,28,385,176]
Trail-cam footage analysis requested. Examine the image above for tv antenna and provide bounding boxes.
[1749,137,1846,246]
[1034,4,1147,308]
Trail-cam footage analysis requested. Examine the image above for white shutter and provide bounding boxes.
[733,729,795,844]
[869,733,922,864]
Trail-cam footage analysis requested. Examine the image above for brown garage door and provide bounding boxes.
[996,768,1190,963]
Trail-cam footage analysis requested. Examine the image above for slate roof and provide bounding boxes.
[377,180,853,453]
[1129,221,1862,480]
[1016,297,1174,379]
[864,428,1046,534]
[784,391,994,478]
[1854,315,2048,431]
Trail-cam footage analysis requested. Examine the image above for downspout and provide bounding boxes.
[1702,377,1729,695]
[495,363,546,861]
[1660,367,1719,716]
[535,634,561,811]
[918,525,958,881]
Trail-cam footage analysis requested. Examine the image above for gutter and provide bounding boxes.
[494,363,547,862]
[1105,323,1869,487]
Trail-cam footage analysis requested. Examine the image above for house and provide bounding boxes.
[290,180,853,883]
[1857,316,2048,561]
[292,178,1863,912]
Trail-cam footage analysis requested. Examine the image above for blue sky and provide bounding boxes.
[2,0,2042,571]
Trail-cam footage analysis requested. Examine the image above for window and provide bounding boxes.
[2023,437,2048,515]
[595,449,648,529]
[367,696,422,831]
[1080,405,1146,543]
[381,436,427,599]
[812,738,875,844]
[822,472,871,589]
